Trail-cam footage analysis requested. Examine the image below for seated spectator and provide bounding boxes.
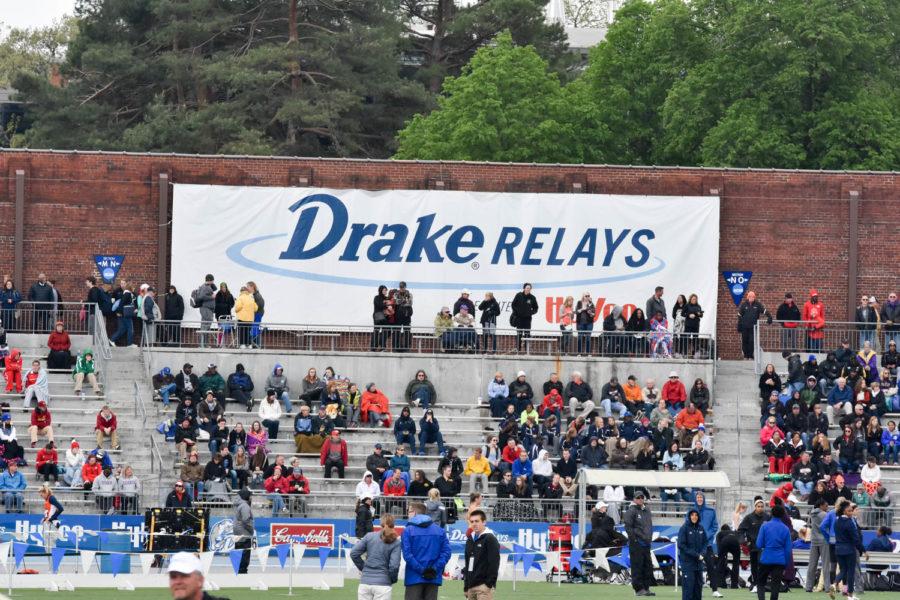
[759,363,782,403]
[512,475,532,499]
[418,409,445,456]
[691,424,712,452]
[622,375,646,415]
[511,450,533,484]
[786,431,805,466]
[498,438,519,474]
[783,403,807,440]
[689,378,710,414]
[643,378,660,405]
[265,364,292,413]
[519,416,540,455]
[684,440,711,471]
[662,441,684,471]
[531,449,554,493]
[827,377,853,418]
[92,464,117,512]
[22,361,49,410]
[618,412,643,442]
[509,371,534,414]
[228,422,247,453]
[556,448,577,479]
[857,341,879,384]
[760,390,785,428]
[258,390,282,439]
[674,402,704,447]
[0,415,24,466]
[203,451,228,484]
[46,321,72,370]
[652,418,674,459]
[861,455,881,495]
[498,404,519,449]
[433,464,461,521]
[834,425,864,473]
[392,406,417,454]
[79,453,102,493]
[600,384,627,420]
[226,363,254,411]
[209,417,229,454]
[175,396,197,427]
[366,443,390,481]
[759,416,784,448]
[72,349,100,398]
[581,435,608,468]
[566,371,595,420]
[488,372,510,418]
[198,392,224,436]
[292,405,316,452]
[662,371,686,414]
[867,525,894,553]
[299,368,325,407]
[540,388,563,423]
[94,405,119,450]
[119,465,141,514]
[264,465,291,516]
[405,370,437,409]
[174,418,198,463]
[799,376,821,409]
[361,383,391,428]
[407,469,432,498]
[198,363,226,406]
[883,420,899,465]
[28,400,53,448]
[36,441,58,484]
[495,471,515,499]
[153,367,177,407]
[609,437,634,468]
[180,451,204,499]
[649,399,670,428]
[464,447,490,493]
[382,469,407,504]
[287,467,310,515]
[825,474,852,505]
[175,363,200,403]
[165,480,192,508]
[870,486,893,524]
[519,402,539,425]
[764,430,790,477]
[320,429,347,479]
[390,444,410,476]
[865,415,883,459]
[62,440,84,488]
[481,437,501,479]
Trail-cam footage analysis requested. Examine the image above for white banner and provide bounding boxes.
[172,185,719,332]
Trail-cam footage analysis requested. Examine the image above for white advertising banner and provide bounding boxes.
[171,185,720,333]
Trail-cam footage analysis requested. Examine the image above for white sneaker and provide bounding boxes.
[749,587,757,594]
[713,592,724,598]
[108,340,115,347]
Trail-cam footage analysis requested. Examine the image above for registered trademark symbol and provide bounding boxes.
[471,261,480,270]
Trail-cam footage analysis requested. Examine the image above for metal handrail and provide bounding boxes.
[149,434,165,492]
[133,380,147,424]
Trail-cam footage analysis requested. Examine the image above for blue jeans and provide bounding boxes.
[576,324,593,354]
[418,431,445,455]
[183,481,204,500]
[279,391,292,413]
[793,480,814,496]
[268,493,284,516]
[806,336,822,352]
[859,330,875,349]
[884,443,899,464]
[411,389,432,409]
[209,437,226,454]
[600,398,626,418]
[395,432,417,453]
[3,491,23,511]
[110,315,133,346]
[158,383,177,407]
[839,458,859,474]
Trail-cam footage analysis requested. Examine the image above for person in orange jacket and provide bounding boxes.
[802,289,825,352]
[361,383,392,427]
[3,348,22,393]
[674,403,705,447]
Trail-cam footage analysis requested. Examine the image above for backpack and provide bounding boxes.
[189,287,201,308]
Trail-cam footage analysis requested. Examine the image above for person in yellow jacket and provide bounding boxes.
[234,286,258,348]
[463,447,491,493]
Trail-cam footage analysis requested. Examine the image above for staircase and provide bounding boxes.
[712,359,767,506]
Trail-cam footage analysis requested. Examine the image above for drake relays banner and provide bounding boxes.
[171,185,720,333]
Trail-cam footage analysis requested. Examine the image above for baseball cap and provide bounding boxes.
[175,480,184,487]
[808,354,816,361]
[374,443,382,450]
[595,501,608,510]
[182,362,193,370]
[697,424,705,431]
[461,288,470,295]
[167,551,202,575]
[668,371,679,378]
[517,370,526,378]
[634,491,646,499]
[207,363,216,369]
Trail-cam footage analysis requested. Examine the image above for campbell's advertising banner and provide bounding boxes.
[172,185,720,333]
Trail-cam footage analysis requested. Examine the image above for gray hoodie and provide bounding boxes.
[233,490,254,542]
[118,475,141,496]
[808,507,827,546]
[350,530,401,585]
[265,365,289,395]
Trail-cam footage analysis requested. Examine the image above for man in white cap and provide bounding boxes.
[168,551,227,600]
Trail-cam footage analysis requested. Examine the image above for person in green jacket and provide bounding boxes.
[198,363,226,405]
[72,348,100,397]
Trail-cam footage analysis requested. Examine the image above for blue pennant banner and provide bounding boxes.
[94,255,125,284]
[723,271,752,306]
[51,547,67,574]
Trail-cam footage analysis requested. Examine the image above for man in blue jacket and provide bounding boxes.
[755,505,793,600]
[678,509,708,600]
[0,462,27,512]
[402,502,451,600]
[689,491,723,598]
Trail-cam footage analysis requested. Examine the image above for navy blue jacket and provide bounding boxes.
[687,499,718,552]
[401,514,451,586]
[678,518,709,572]
[834,516,864,556]
[394,416,416,437]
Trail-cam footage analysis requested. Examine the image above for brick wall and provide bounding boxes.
[2,149,898,358]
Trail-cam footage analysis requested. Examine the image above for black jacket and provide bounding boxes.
[738,510,770,550]
[434,475,461,498]
[738,300,770,332]
[355,502,373,538]
[855,306,878,331]
[511,292,538,323]
[478,298,500,326]
[776,302,801,325]
[463,531,500,591]
[165,490,193,508]
[164,292,185,321]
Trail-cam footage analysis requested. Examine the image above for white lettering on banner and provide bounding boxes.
[172,185,720,331]
[270,523,334,547]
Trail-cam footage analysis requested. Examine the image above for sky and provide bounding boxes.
[0,0,75,30]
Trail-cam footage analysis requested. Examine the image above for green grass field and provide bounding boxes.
[2,581,898,600]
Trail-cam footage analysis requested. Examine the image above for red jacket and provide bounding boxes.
[501,445,519,464]
[31,409,52,429]
[662,380,687,405]
[36,448,58,471]
[802,293,825,339]
[47,331,71,352]
[540,391,564,415]
[81,461,102,483]
[96,412,117,431]
[769,482,793,507]
[25,371,39,388]
[264,475,291,494]
[289,474,310,494]
[383,478,406,496]
[319,438,348,466]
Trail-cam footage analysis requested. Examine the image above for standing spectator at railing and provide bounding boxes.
[452,305,477,351]
[83,276,103,334]
[258,392,282,440]
[161,285,184,347]
[246,281,265,349]
[453,289,476,320]
[802,290,825,352]
[27,400,54,448]
[671,294,687,356]
[478,292,499,354]
[264,364,292,413]
[371,285,390,351]
[623,308,648,356]
[320,429,347,479]
[405,370,437,409]
[232,286,256,349]
[191,275,217,348]
[213,282,234,323]
[46,321,71,370]
[663,371,687,414]
[855,294,878,349]
[0,281,21,332]
[856,341,879,385]
[27,273,54,332]
[881,292,900,348]
[737,291,771,360]
[776,293,802,353]
[574,291,596,355]
[683,293,704,353]
[140,286,159,345]
[645,286,666,325]
[557,295,575,354]
[602,305,626,355]
[393,407,417,454]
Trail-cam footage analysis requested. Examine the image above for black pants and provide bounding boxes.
[749,549,761,586]
[756,563,784,600]
[323,458,344,478]
[38,463,58,482]
[235,538,251,574]
[716,539,741,588]
[516,318,532,350]
[703,547,719,591]
[629,540,654,592]
[741,328,754,358]
[683,568,703,600]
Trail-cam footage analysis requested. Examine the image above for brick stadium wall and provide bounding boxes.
[2,149,898,359]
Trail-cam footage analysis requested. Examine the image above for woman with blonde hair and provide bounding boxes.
[559,296,575,354]
[246,281,265,348]
[350,513,401,600]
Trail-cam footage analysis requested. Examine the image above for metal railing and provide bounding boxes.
[754,319,900,374]
[133,380,147,424]
[141,319,716,360]
[12,485,144,516]
[149,435,165,494]
[0,301,96,335]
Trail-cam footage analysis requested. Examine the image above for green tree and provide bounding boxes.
[400,0,570,93]
[0,17,77,88]
[395,31,604,163]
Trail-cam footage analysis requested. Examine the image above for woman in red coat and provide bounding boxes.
[46,321,72,370]
[802,290,825,352]
[36,441,58,483]
[361,384,392,427]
